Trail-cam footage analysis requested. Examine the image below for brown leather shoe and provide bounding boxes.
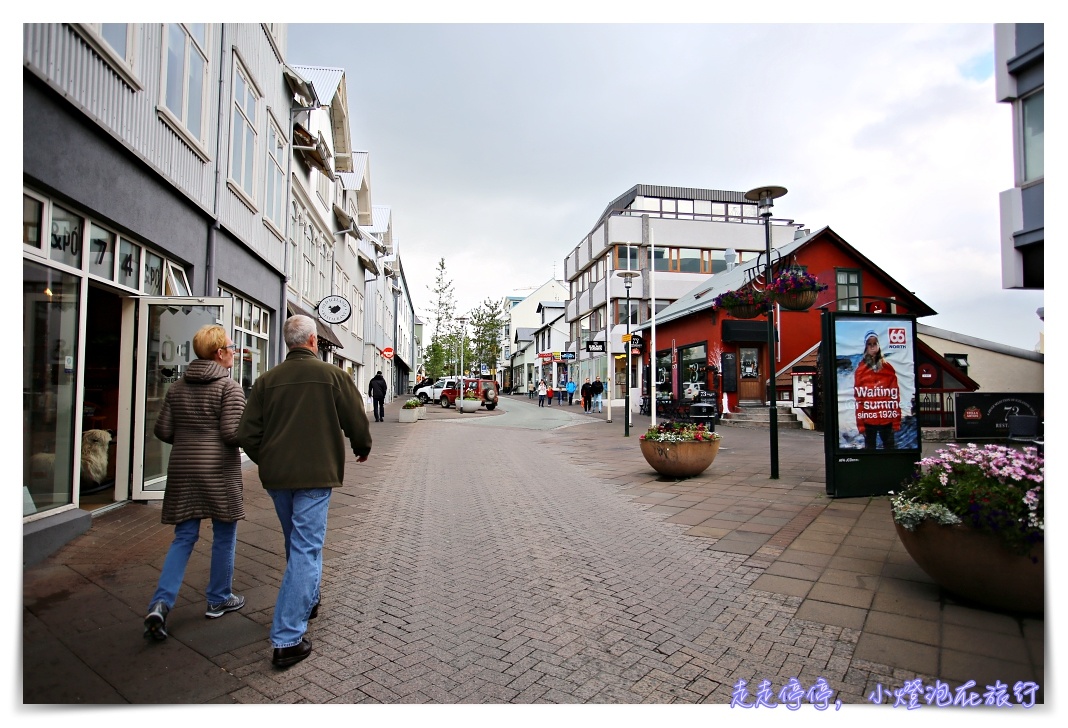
[272,638,312,668]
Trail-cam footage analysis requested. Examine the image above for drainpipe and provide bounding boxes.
[206,23,230,297]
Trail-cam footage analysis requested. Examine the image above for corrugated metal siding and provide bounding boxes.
[24,23,217,211]
[217,23,294,272]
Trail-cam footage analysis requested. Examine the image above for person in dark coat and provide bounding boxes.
[238,315,372,668]
[143,325,246,641]
[368,370,388,422]
[580,377,592,413]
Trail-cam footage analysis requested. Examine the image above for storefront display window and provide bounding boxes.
[655,349,672,398]
[678,343,708,400]
[24,260,81,515]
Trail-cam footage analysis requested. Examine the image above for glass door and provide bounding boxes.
[129,297,232,500]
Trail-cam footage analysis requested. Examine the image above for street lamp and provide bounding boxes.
[617,270,640,436]
[457,316,468,401]
[744,185,787,479]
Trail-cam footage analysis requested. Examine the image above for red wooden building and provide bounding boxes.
[633,226,976,422]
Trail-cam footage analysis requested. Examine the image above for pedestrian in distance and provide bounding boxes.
[368,370,388,422]
[566,379,576,405]
[527,381,534,399]
[592,376,605,413]
[546,383,554,406]
[537,380,547,407]
[556,383,565,405]
[143,325,246,642]
[237,315,372,668]
[581,377,592,413]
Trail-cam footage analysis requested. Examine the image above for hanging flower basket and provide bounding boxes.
[769,269,827,311]
[775,288,818,311]
[713,288,769,319]
[727,303,763,319]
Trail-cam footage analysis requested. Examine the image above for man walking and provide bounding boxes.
[368,370,388,422]
[581,377,592,413]
[592,375,605,413]
[237,315,372,668]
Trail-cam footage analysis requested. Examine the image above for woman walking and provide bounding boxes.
[581,377,592,413]
[537,380,547,407]
[143,324,247,640]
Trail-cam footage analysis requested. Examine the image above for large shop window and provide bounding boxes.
[678,343,708,400]
[24,261,82,516]
[222,289,271,399]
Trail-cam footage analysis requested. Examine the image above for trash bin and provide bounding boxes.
[689,402,716,432]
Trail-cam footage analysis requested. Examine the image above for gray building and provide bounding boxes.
[995,23,1043,290]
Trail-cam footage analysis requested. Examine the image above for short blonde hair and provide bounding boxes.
[192,324,228,359]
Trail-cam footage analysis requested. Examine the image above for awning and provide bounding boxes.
[287,301,343,350]
[722,320,768,343]
[357,249,379,275]
[293,122,333,178]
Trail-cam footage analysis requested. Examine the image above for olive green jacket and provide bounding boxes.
[237,348,371,489]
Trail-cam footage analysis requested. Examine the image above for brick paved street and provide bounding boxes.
[22,396,1044,706]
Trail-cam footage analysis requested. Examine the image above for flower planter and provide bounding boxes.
[399,408,419,423]
[726,303,762,319]
[775,288,818,311]
[459,399,480,413]
[416,406,427,420]
[894,520,1043,614]
[639,438,721,478]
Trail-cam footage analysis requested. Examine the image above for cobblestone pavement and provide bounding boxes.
[22,396,1045,707]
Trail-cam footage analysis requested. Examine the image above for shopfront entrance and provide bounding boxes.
[738,346,764,403]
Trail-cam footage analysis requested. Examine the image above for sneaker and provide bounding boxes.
[143,600,170,641]
[205,594,245,619]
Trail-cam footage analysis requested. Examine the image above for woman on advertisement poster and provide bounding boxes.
[854,330,901,449]
[835,319,918,451]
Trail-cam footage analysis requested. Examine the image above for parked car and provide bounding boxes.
[439,378,498,410]
[416,377,457,405]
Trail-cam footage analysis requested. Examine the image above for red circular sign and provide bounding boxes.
[918,363,938,386]
[382,347,395,359]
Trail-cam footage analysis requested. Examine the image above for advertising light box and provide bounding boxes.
[821,312,922,497]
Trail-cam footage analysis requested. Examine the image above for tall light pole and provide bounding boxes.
[744,186,787,479]
[617,270,640,436]
[457,316,468,401]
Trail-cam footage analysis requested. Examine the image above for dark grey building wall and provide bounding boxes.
[24,73,210,282]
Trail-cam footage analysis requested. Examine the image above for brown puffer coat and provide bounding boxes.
[154,358,246,525]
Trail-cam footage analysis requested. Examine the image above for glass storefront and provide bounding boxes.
[678,343,708,400]
[24,260,81,516]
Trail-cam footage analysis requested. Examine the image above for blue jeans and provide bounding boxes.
[149,518,237,608]
[594,393,603,412]
[267,488,332,648]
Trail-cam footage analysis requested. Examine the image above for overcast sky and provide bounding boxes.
[286,21,1044,351]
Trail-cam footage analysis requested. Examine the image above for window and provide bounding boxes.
[230,60,259,200]
[70,24,141,89]
[615,244,641,271]
[24,194,44,253]
[317,168,330,204]
[352,285,365,339]
[678,248,701,273]
[1021,90,1043,183]
[49,205,84,270]
[221,288,271,398]
[944,353,969,376]
[615,299,640,325]
[264,118,286,229]
[836,269,861,311]
[162,23,209,147]
[88,224,116,280]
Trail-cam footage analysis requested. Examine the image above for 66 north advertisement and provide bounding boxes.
[822,313,921,497]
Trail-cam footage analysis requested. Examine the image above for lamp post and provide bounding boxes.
[457,316,468,399]
[617,270,640,436]
[744,186,787,479]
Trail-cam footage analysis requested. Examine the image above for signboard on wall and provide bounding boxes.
[821,312,921,498]
[721,352,738,393]
[953,392,1043,440]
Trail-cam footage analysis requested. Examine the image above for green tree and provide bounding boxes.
[425,258,457,379]
[468,297,505,378]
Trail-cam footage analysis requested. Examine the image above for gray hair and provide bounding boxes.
[283,315,316,349]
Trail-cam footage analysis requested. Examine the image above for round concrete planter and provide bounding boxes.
[459,399,480,413]
[639,438,721,478]
[894,520,1043,614]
